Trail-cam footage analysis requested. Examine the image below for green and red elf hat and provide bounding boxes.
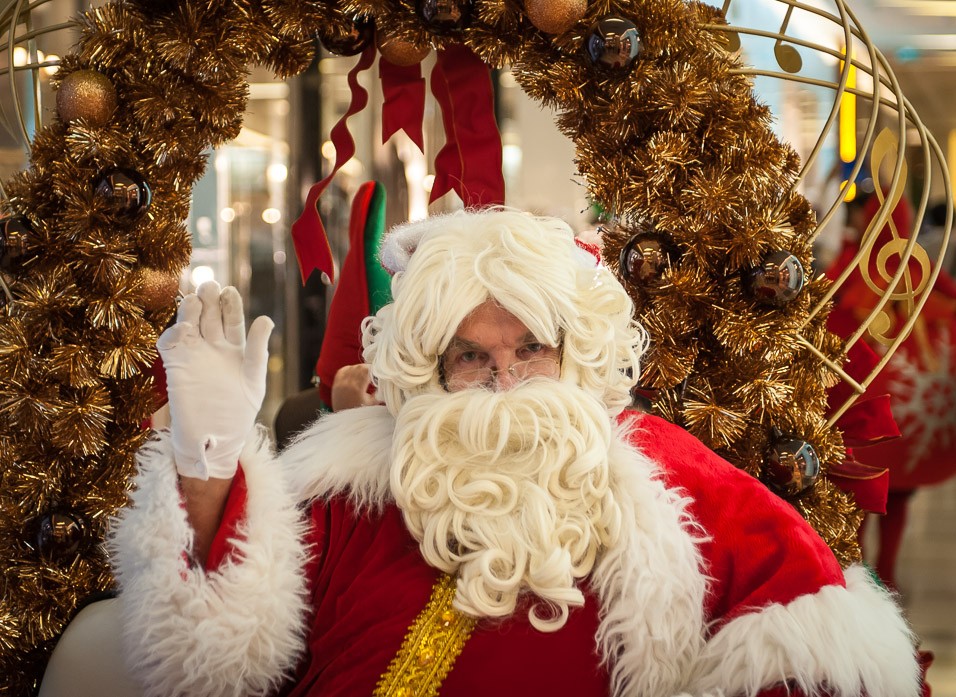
[314,180,392,408]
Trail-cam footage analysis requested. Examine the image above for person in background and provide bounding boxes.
[828,189,956,591]
[109,208,920,697]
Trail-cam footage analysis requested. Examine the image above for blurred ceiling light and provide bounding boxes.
[220,207,236,222]
[190,265,215,288]
[262,207,281,224]
[42,55,60,76]
[267,163,288,182]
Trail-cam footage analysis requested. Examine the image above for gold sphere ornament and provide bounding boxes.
[377,32,431,66]
[133,267,180,312]
[56,69,118,127]
[525,0,588,35]
[763,430,821,498]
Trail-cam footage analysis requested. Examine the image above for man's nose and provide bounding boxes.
[488,352,520,391]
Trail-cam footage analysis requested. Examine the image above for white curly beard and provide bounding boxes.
[389,379,623,632]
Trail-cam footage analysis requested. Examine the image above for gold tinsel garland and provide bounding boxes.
[0,0,889,691]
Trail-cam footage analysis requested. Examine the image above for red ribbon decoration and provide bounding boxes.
[429,44,504,207]
[824,323,899,514]
[380,59,426,153]
[291,43,377,285]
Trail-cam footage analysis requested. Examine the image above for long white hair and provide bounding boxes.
[362,208,647,415]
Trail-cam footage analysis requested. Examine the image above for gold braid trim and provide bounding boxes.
[373,574,477,697]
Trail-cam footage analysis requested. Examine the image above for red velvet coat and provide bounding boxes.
[110,409,921,697]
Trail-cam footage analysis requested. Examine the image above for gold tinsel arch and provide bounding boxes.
[0,0,950,692]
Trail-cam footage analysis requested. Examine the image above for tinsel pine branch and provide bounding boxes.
[0,0,879,691]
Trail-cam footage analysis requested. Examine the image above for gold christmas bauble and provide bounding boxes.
[56,70,118,126]
[525,0,588,35]
[377,33,431,67]
[133,267,180,312]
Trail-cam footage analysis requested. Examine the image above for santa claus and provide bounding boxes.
[107,208,919,697]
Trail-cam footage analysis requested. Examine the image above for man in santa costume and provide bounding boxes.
[109,208,920,697]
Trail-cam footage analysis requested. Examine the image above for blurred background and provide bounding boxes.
[1,0,955,693]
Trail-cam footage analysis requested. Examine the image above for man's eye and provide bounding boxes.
[459,351,481,364]
[518,343,545,359]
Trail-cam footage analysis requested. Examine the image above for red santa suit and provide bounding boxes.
[109,406,920,697]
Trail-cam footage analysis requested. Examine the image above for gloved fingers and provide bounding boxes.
[242,315,274,392]
[220,286,246,347]
[175,292,202,326]
[157,320,199,352]
[197,281,225,344]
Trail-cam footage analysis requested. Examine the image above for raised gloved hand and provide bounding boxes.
[157,281,273,480]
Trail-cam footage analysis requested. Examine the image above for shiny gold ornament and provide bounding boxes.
[377,32,431,66]
[618,231,675,287]
[585,16,642,71]
[745,250,806,307]
[0,216,32,275]
[33,512,87,562]
[133,267,180,312]
[525,0,588,35]
[55,70,118,127]
[763,429,821,498]
[93,168,152,218]
[417,0,473,35]
[318,15,374,56]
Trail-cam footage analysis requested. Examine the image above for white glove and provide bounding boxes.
[157,281,273,480]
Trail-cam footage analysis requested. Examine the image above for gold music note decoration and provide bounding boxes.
[773,4,803,73]
[854,129,932,345]
[720,0,742,51]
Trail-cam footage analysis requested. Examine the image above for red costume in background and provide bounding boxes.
[828,193,956,590]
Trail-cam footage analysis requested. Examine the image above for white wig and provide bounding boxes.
[362,208,646,416]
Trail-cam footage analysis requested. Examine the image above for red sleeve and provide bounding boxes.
[627,413,845,629]
[205,466,249,571]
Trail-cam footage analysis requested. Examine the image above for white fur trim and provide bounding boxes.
[686,565,920,697]
[281,404,394,510]
[380,218,434,274]
[284,411,713,697]
[108,428,310,697]
[592,422,710,697]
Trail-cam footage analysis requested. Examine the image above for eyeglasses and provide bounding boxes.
[444,357,561,388]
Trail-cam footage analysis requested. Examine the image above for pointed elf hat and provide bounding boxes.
[314,180,392,408]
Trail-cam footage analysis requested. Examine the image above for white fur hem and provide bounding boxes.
[281,404,396,510]
[685,565,920,697]
[108,428,310,697]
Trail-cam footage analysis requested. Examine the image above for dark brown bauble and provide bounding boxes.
[585,16,642,71]
[746,250,806,307]
[0,216,32,275]
[377,32,431,66]
[619,231,674,286]
[526,0,588,35]
[417,0,473,35]
[34,511,87,561]
[764,433,821,498]
[94,168,152,218]
[56,69,118,126]
[319,15,374,56]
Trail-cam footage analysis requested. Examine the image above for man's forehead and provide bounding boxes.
[447,330,539,351]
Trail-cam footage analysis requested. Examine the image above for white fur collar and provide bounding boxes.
[280,406,708,697]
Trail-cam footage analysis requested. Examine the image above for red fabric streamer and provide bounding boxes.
[291,44,377,285]
[429,44,504,207]
[380,59,426,153]
[314,181,377,406]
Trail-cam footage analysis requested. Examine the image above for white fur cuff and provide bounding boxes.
[686,565,920,697]
[108,429,311,697]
